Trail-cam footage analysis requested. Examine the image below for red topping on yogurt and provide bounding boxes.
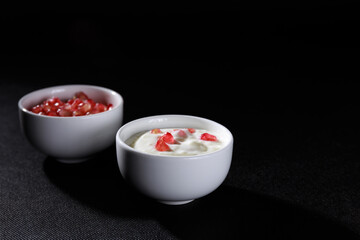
[188,128,196,133]
[161,132,177,144]
[155,138,171,151]
[154,131,218,152]
[200,133,217,141]
[177,130,187,138]
[151,128,162,134]
[154,132,180,151]
[30,91,112,117]
[131,128,224,155]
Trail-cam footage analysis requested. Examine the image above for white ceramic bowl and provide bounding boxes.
[18,84,124,163]
[116,115,233,205]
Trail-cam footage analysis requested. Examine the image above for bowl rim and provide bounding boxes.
[116,114,234,159]
[18,84,123,119]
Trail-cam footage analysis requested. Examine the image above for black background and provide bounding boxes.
[1,3,360,239]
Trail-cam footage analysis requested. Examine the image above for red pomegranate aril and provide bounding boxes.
[75,91,89,100]
[57,108,72,117]
[95,103,107,112]
[72,110,83,116]
[87,99,96,107]
[90,103,107,114]
[49,97,62,105]
[29,91,112,117]
[63,103,72,111]
[200,133,217,141]
[31,105,43,114]
[155,138,171,151]
[151,128,162,134]
[177,130,187,138]
[90,109,100,114]
[161,132,177,144]
[42,104,52,113]
[188,128,195,133]
[71,98,83,108]
[79,102,92,113]
[46,111,57,116]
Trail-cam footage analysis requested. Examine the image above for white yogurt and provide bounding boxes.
[127,128,228,156]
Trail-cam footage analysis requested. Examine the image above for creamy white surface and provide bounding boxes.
[128,128,227,156]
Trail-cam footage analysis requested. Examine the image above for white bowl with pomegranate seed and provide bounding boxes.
[18,84,123,163]
[116,115,233,205]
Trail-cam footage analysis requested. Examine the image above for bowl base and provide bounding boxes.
[56,157,91,164]
[158,199,194,205]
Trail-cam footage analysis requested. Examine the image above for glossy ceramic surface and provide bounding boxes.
[18,84,124,163]
[116,115,233,205]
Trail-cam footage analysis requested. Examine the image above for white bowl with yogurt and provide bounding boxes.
[116,115,233,205]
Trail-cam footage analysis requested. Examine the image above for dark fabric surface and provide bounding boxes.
[1,6,360,239]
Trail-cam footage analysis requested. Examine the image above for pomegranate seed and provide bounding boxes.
[67,99,75,105]
[71,98,83,109]
[75,91,89,100]
[29,92,112,117]
[200,133,217,141]
[188,128,195,133]
[177,130,187,138]
[161,132,177,144]
[151,128,162,134]
[31,105,43,114]
[72,110,83,116]
[97,103,107,112]
[63,103,72,111]
[57,109,72,117]
[87,99,96,107]
[79,102,91,113]
[42,104,52,113]
[155,138,171,151]
[46,111,57,116]
[49,97,62,105]
[90,109,100,114]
